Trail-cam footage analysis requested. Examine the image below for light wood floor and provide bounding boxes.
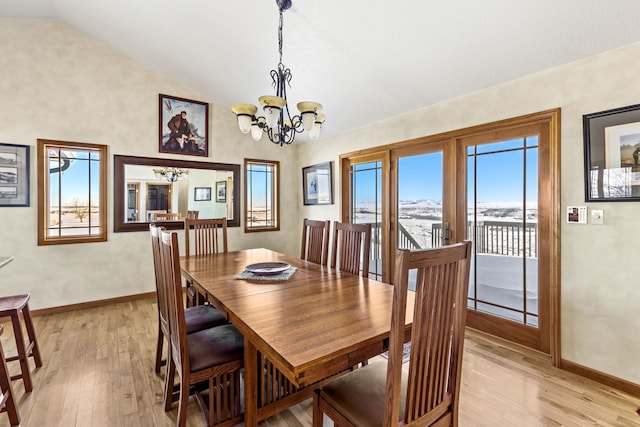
[1,297,639,427]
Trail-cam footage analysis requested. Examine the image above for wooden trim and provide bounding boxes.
[338,109,561,362]
[37,139,108,245]
[466,311,541,349]
[244,158,280,233]
[30,292,156,317]
[559,359,640,398]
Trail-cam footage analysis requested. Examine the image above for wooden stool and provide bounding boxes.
[0,325,20,426]
[0,294,42,392]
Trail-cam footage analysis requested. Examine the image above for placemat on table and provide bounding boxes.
[234,267,297,281]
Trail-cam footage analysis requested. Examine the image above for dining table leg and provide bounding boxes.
[244,338,258,427]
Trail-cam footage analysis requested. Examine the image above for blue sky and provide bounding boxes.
[49,152,100,206]
[355,137,539,204]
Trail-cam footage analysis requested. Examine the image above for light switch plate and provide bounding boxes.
[591,209,604,225]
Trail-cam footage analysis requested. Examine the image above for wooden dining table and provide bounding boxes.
[180,248,413,426]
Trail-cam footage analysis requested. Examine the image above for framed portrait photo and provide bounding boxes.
[216,181,227,202]
[194,187,211,201]
[584,103,640,201]
[0,143,29,207]
[302,161,333,205]
[159,94,209,157]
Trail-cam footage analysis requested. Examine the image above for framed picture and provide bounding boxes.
[584,103,640,201]
[159,94,209,157]
[194,187,211,201]
[0,143,29,207]
[302,161,333,205]
[216,181,227,202]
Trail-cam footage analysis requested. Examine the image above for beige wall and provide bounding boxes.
[1,19,638,386]
[299,43,640,385]
[0,19,300,310]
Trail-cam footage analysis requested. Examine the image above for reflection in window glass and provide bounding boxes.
[245,159,279,232]
[38,139,107,245]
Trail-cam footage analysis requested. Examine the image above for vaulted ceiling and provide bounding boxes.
[4,0,640,141]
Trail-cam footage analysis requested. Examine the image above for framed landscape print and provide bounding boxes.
[216,181,227,202]
[584,104,640,201]
[159,94,209,157]
[302,161,333,205]
[194,187,211,201]
[0,143,29,207]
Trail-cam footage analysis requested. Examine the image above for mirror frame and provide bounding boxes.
[114,154,241,232]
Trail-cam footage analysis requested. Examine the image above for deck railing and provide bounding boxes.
[432,221,538,258]
[368,220,538,259]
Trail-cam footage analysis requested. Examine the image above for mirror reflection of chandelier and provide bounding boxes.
[231,0,325,146]
[153,167,189,182]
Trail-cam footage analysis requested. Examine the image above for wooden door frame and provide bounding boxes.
[340,109,560,364]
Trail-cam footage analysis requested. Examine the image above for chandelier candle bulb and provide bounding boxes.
[231,104,258,133]
[309,113,326,140]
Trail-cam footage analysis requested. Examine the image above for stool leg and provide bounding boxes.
[22,304,42,368]
[10,312,32,392]
[0,341,20,426]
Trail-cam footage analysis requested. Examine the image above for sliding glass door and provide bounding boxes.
[341,110,559,355]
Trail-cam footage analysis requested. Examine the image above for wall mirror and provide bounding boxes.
[114,155,240,232]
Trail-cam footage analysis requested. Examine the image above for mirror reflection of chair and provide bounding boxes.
[147,209,167,221]
[159,229,244,427]
[300,218,331,266]
[330,221,372,276]
[0,325,20,426]
[149,224,228,378]
[184,218,228,307]
[154,212,179,221]
[313,241,472,427]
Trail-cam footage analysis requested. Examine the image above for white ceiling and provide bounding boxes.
[4,0,640,142]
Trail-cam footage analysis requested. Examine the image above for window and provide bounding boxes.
[244,159,279,232]
[37,139,107,245]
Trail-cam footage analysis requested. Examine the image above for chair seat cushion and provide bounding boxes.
[184,304,228,334]
[187,324,244,372]
[319,360,407,426]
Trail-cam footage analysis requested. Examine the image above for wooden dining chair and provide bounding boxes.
[159,229,244,427]
[149,224,228,376]
[0,325,20,426]
[330,221,372,276]
[300,218,331,265]
[186,210,199,220]
[184,217,228,307]
[313,241,472,427]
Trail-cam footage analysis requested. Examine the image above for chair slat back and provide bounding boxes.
[186,210,199,219]
[301,218,330,265]
[383,241,472,426]
[330,221,371,276]
[184,218,228,257]
[158,229,188,376]
[149,224,169,336]
[154,212,179,221]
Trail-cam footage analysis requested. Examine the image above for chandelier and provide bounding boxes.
[231,0,325,146]
[153,167,189,182]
